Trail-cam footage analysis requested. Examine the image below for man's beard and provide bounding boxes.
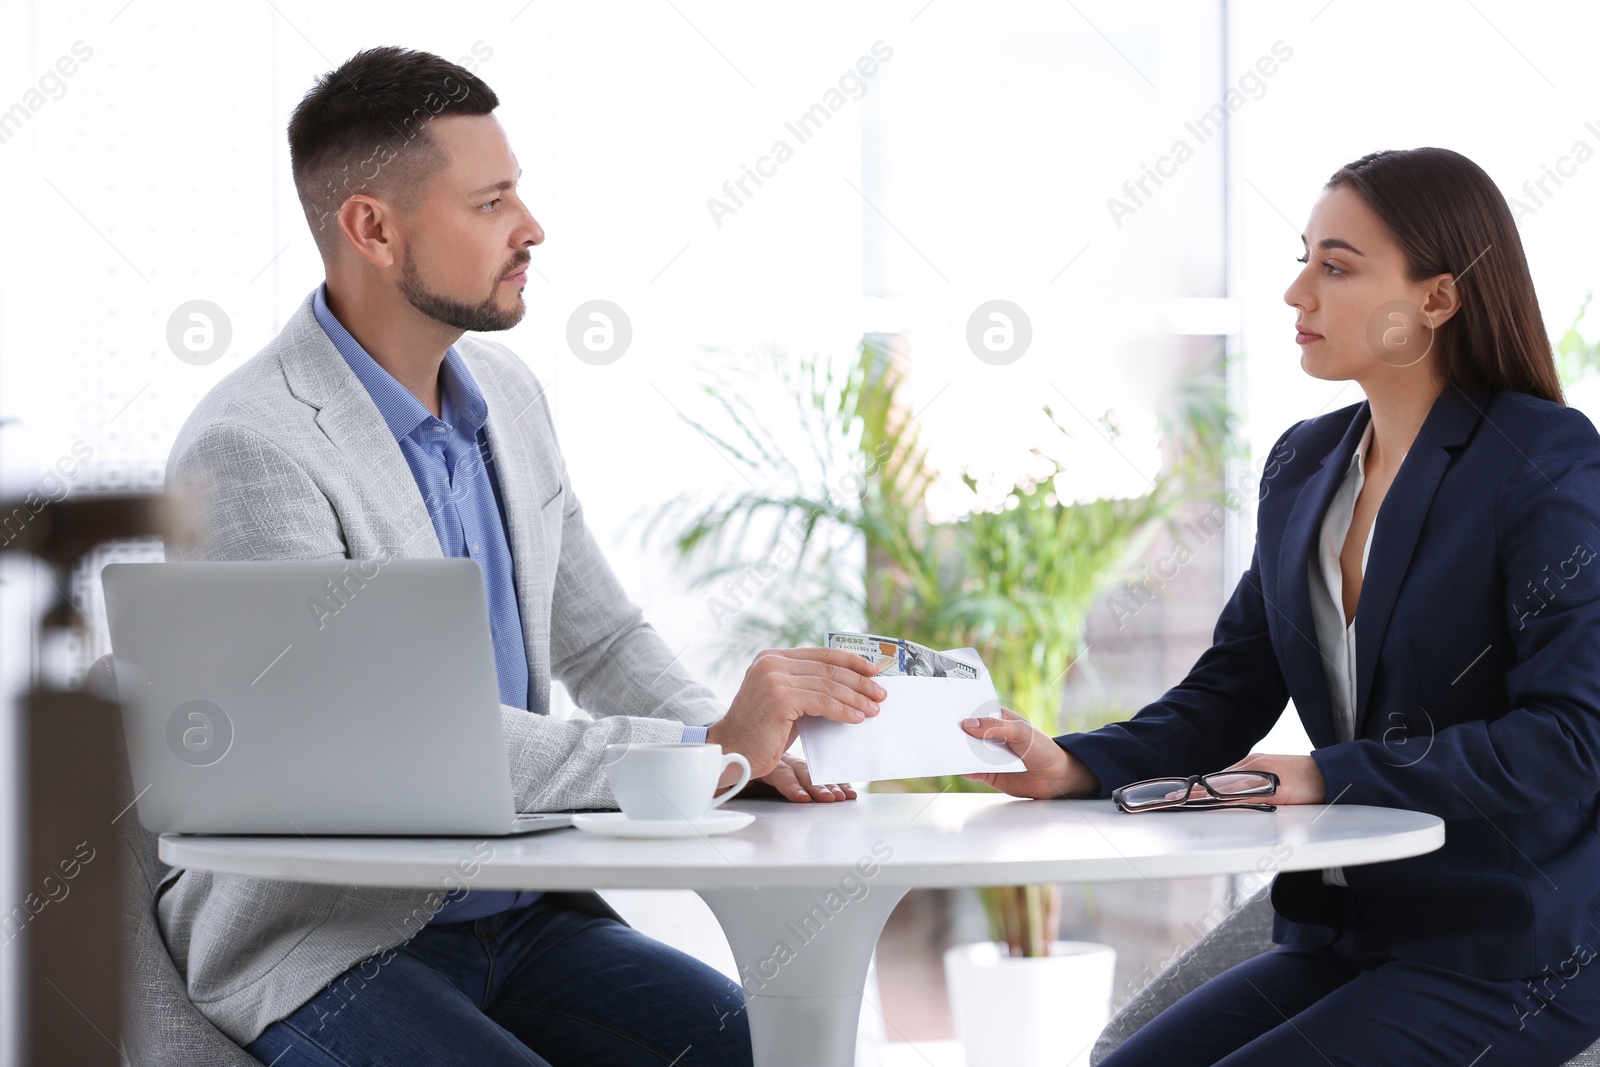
[397,246,525,333]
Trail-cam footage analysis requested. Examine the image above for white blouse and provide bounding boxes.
[1305,419,1378,887]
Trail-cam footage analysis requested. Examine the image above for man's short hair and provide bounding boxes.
[288,46,499,256]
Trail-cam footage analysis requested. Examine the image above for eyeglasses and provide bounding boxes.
[1112,770,1280,813]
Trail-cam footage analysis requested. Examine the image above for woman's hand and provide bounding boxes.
[958,708,1101,799]
[1217,752,1327,805]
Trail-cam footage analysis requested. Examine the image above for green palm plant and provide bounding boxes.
[646,337,1227,956]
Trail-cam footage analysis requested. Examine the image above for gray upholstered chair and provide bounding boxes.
[1090,886,1600,1066]
[86,653,262,1066]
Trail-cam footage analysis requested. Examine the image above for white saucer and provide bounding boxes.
[572,810,755,838]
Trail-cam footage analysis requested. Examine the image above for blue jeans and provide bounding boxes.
[1099,922,1600,1067]
[246,896,751,1066]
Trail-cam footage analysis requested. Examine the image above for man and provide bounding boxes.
[161,45,886,1066]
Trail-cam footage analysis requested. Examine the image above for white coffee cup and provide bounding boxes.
[603,743,752,821]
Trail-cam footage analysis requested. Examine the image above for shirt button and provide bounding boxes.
[471,542,479,552]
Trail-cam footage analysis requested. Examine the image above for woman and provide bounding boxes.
[961,147,1600,1066]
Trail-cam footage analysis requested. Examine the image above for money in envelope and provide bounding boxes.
[797,631,1026,782]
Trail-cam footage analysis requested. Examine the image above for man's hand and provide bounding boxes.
[1212,752,1327,805]
[958,708,1101,799]
[733,753,857,803]
[706,647,886,779]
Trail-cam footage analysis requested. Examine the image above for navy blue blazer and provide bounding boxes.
[1059,385,1600,980]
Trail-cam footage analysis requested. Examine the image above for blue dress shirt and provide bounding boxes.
[312,283,706,925]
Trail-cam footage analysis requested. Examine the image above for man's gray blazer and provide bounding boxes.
[158,287,725,1046]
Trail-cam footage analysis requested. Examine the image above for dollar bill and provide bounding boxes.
[825,630,979,679]
[900,638,980,679]
[824,631,902,673]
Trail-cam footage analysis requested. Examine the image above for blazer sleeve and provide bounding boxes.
[1311,404,1600,821]
[1054,429,1297,795]
[165,419,690,814]
[1056,543,1292,795]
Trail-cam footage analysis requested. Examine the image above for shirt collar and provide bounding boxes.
[312,281,489,441]
[1349,418,1374,478]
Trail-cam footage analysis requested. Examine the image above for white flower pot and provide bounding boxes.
[944,940,1116,1067]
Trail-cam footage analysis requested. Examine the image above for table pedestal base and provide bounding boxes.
[699,886,909,1067]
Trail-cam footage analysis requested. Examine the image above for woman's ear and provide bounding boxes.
[1419,272,1464,331]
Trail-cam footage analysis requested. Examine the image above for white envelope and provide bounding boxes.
[797,651,1026,782]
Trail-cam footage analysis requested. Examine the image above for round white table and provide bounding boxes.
[160,793,1443,1067]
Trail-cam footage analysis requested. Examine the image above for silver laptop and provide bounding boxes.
[102,558,582,836]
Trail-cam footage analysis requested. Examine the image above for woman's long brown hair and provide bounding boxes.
[1326,147,1564,405]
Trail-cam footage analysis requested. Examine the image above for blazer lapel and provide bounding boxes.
[473,359,556,711]
[277,291,442,559]
[1351,385,1488,735]
[1277,404,1371,749]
